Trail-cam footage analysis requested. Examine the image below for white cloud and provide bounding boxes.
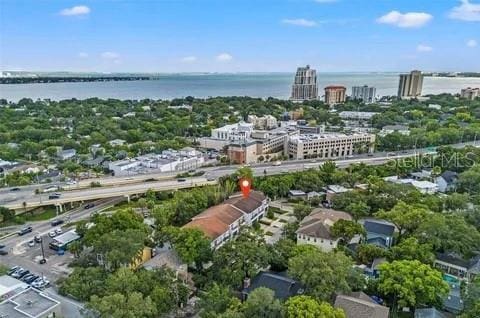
[467,39,478,47]
[449,0,480,21]
[181,56,197,63]
[60,5,90,16]
[78,52,88,58]
[417,44,433,52]
[377,11,433,28]
[216,53,233,62]
[101,52,120,60]
[282,18,317,27]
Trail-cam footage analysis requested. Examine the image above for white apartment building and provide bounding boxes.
[287,133,375,160]
[351,85,377,103]
[211,122,254,141]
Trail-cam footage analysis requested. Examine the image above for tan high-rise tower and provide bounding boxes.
[290,65,318,102]
[398,70,423,99]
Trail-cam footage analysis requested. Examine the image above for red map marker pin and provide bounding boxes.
[239,178,251,198]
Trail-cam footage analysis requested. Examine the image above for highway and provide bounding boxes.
[0,140,477,210]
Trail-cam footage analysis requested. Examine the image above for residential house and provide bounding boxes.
[109,139,126,147]
[288,190,306,199]
[362,220,395,248]
[436,171,458,193]
[383,176,438,194]
[379,124,410,136]
[334,292,389,318]
[57,148,76,161]
[183,191,268,249]
[296,209,354,251]
[325,185,351,202]
[142,243,189,283]
[434,253,480,281]
[242,271,304,301]
[83,156,106,168]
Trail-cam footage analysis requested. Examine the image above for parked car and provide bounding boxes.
[55,228,63,235]
[48,231,56,238]
[18,226,33,236]
[0,244,5,248]
[7,266,19,275]
[34,235,42,243]
[12,269,29,279]
[0,250,8,256]
[28,240,35,247]
[32,279,50,289]
[10,187,20,191]
[84,203,95,209]
[66,180,77,185]
[51,219,64,226]
[25,275,40,284]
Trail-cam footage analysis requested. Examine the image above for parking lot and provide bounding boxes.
[1,225,77,283]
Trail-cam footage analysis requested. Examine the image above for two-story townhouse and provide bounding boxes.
[183,191,268,250]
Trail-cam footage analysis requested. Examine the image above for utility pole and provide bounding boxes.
[40,237,46,263]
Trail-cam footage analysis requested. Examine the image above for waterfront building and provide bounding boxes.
[460,87,479,100]
[351,85,376,103]
[290,65,318,102]
[398,70,423,99]
[324,86,347,105]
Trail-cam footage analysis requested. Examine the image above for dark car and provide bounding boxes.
[51,219,64,227]
[177,178,187,182]
[84,203,95,209]
[18,226,33,236]
[0,250,8,256]
[10,187,20,191]
[7,266,19,275]
[48,194,61,199]
[0,244,5,249]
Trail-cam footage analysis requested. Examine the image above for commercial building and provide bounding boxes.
[290,65,318,102]
[49,229,81,251]
[0,275,61,318]
[183,191,268,249]
[351,85,377,103]
[398,70,423,98]
[460,87,479,100]
[210,122,254,142]
[324,86,347,105]
[287,132,375,160]
[379,125,410,136]
[247,115,278,130]
[108,148,205,176]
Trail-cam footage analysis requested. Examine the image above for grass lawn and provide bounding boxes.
[23,207,58,222]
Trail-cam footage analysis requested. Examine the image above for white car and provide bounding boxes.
[55,228,63,235]
[66,180,77,185]
[48,231,56,238]
[28,240,35,247]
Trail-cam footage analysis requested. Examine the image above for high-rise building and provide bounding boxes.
[324,86,346,105]
[351,85,376,103]
[460,87,479,100]
[397,70,423,98]
[290,65,318,102]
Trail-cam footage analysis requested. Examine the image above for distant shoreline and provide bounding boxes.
[0,76,151,85]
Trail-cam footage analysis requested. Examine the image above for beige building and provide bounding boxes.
[460,87,479,100]
[247,115,278,130]
[290,65,318,102]
[296,209,354,252]
[324,86,347,105]
[398,70,423,98]
[287,132,375,160]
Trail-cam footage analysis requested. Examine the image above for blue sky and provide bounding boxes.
[0,0,479,72]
